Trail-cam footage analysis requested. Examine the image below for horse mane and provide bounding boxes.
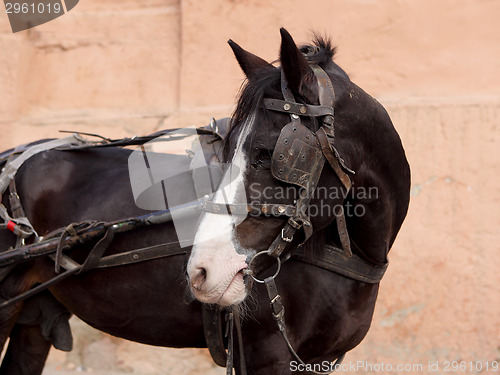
[299,33,338,66]
[228,68,281,148]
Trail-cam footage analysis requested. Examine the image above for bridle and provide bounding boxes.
[252,64,353,374]
[204,62,357,374]
[204,62,355,276]
[251,64,355,270]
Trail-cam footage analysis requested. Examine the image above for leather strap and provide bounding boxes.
[78,225,116,273]
[202,304,227,367]
[208,117,232,140]
[265,277,284,320]
[316,127,352,191]
[204,305,247,375]
[233,307,247,375]
[0,135,87,197]
[263,98,334,118]
[250,194,312,276]
[0,204,36,239]
[53,221,102,273]
[280,72,298,125]
[264,276,345,374]
[8,180,24,220]
[316,128,352,258]
[292,244,387,284]
[55,224,77,273]
[334,206,352,258]
[204,201,296,217]
[7,179,36,247]
[225,309,234,375]
[53,242,185,272]
[310,65,335,108]
[96,242,183,268]
[311,64,335,130]
[267,221,298,259]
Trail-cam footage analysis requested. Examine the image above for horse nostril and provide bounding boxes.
[191,267,207,291]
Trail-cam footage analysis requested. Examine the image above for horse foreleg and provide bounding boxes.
[0,263,55,370]
[0,323,51,375]
[0,289,73,375]
[0,267,32,355]
[0,303,21,357]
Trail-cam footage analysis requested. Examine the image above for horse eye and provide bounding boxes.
[259,151,272,160]
[253,149,272,168]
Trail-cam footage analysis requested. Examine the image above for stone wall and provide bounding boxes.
[0,1,498,374]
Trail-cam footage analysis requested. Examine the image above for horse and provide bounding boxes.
[0,28,410,375]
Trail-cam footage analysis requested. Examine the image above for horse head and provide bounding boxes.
[187,28,410,307]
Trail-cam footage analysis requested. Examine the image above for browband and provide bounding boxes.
[263,98,334,118]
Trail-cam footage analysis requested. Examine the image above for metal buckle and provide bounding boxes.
[281,228,293,243]
[9,191,20,200]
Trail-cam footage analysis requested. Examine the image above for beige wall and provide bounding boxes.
[1,1,499,374]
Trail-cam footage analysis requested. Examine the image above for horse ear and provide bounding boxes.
[279,28,314,98]
[228,39,272,79]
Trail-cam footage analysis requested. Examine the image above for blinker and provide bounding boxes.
[271,122,325,192]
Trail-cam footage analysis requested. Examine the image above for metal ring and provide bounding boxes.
[248,250,281,284]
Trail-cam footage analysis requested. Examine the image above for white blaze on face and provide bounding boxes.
[187,114,255,306]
